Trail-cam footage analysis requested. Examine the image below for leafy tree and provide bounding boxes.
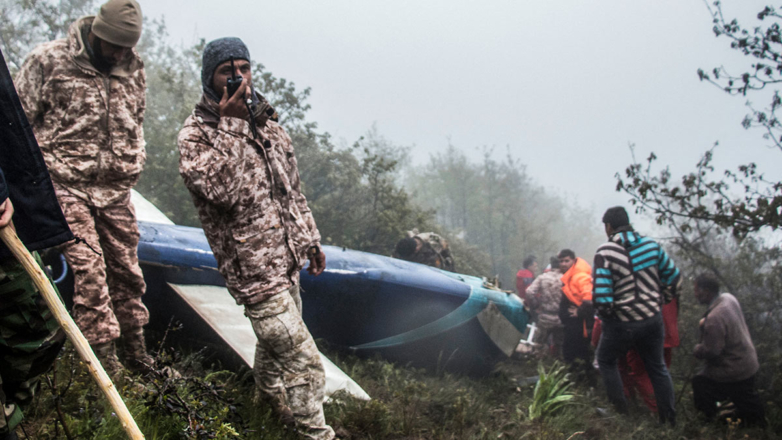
[298,127,434,255]
[618,1,782,238]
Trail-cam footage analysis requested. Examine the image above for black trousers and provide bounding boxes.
[561,318,596,387]
[692,374,766,427]
[562,321,590,365]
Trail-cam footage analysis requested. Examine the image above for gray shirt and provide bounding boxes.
[694,293,759,382]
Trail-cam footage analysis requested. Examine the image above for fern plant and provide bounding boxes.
[528,361,575,420]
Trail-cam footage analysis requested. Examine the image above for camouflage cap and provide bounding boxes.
[92,0,143,48]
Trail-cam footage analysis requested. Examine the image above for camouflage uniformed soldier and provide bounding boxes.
[177,38,334,440]
[14,0,154,376]
[0,48,72,440]
[393,230,455,271]
[525,257,565,357]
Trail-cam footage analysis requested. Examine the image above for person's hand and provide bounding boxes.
[568,305,578,318]
[699,317,705,328]
[307,249,326,276]
[218,78,250,120]
[0,199,14,228]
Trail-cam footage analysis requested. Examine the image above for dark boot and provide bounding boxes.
[121,327,155,375]
[91,341,124,379]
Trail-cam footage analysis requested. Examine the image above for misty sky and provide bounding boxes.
[144,0,776,222]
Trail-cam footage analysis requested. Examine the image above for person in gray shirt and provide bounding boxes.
[692,273,766,427]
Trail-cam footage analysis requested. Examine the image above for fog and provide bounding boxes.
[144,0,775,219]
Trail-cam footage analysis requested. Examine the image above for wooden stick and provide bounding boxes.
[0,227,145,440]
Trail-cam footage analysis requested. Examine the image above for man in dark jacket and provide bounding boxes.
[592,206,680,425]
[0,49,73,440]
[692,274,766,427]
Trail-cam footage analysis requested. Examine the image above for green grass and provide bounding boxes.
[17,342,782,439]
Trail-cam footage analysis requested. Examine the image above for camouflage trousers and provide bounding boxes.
[535,314,564,358]
[245,285,334,440]
[0,253,65,434]
[56,188,148,344]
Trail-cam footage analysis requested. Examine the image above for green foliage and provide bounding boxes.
[25,342,299,440]
[296,126,435,254]
[528,361,575,421]
[22,338,779,439]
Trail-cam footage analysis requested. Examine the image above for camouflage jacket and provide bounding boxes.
[526,270,563,323]
[396,231,455,271]
[178,96,321,305]
[15,16,146,207]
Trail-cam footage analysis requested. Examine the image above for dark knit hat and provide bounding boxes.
[602,206,631,229]
[92,0,143,48]
[202,37,251,101]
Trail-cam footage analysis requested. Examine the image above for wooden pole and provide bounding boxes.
[0,227,145,440]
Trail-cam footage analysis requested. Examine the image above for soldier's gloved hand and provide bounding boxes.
[218,78,250,120]
[0,199,14,228]
[307,249,326,276]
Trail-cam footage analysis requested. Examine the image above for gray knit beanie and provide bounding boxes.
[202,37,251,102]
[92,0,143,48]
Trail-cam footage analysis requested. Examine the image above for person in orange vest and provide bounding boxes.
[557,249,594,378]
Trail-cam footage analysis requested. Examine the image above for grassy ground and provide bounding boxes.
[16,341,781,440]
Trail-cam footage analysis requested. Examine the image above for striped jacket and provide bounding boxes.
[592,228,681,322]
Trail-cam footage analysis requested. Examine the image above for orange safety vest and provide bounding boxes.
[561,257,593,336]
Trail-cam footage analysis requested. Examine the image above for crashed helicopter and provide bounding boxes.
[50,191,532,398]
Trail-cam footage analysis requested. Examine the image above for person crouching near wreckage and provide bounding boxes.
[14,0,155,377]
[177,38,334,440]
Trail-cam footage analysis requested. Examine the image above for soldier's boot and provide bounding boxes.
[91,341,124,379]
[121,327,155,376]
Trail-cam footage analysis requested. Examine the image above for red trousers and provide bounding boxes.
[618,347,672,412]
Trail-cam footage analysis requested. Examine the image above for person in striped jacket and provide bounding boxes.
[592,206,681,425]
